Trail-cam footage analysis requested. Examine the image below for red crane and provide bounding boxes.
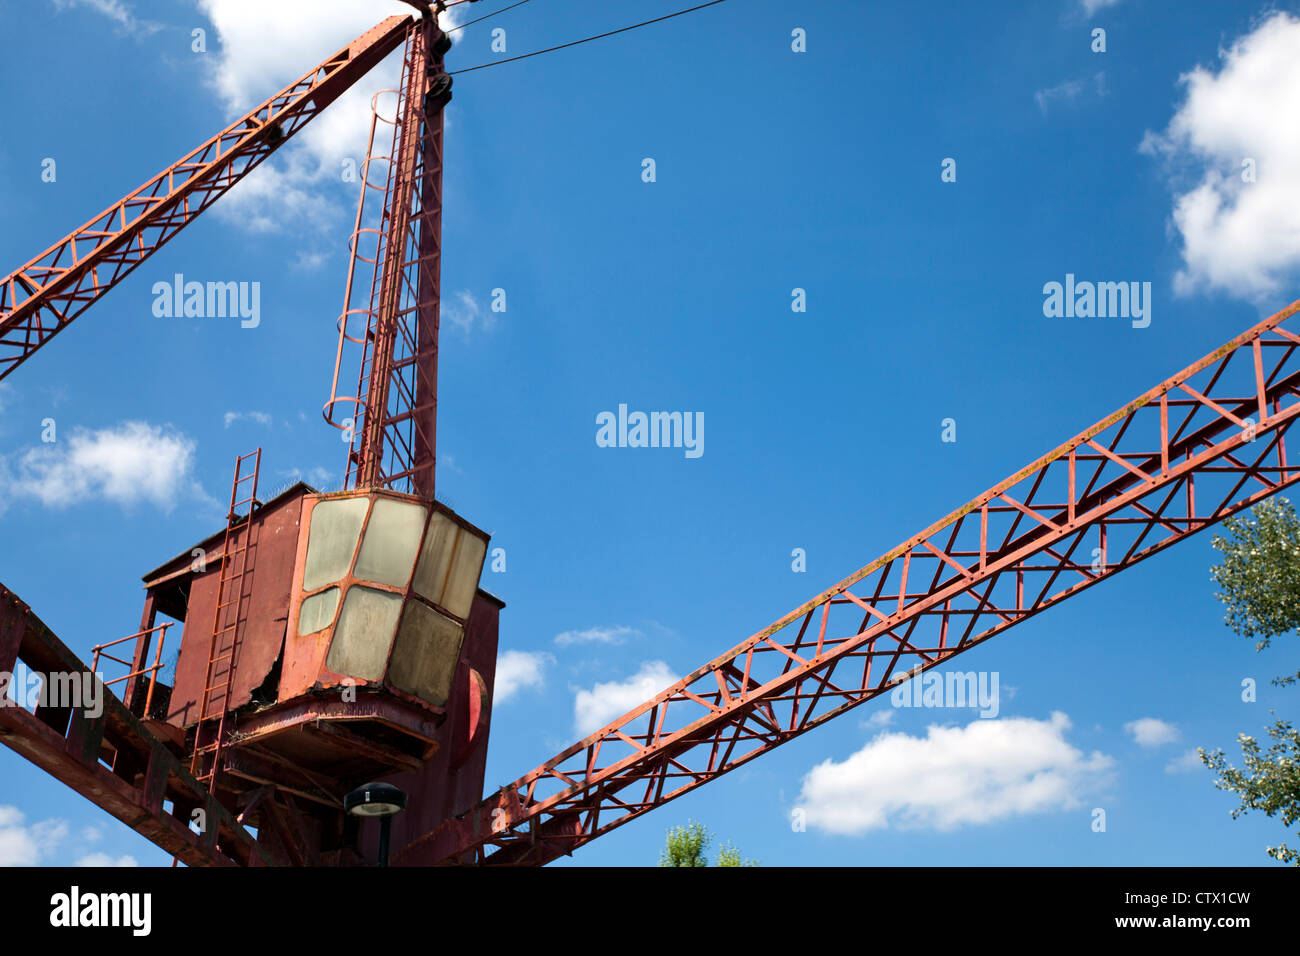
[2,1,1298,866]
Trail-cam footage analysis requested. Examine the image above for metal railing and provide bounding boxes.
[91,622,172,717]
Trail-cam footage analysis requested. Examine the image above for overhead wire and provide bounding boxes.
[447,0,730,75]
[446,0,533,35]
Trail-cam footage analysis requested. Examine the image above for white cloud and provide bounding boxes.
[495,649,552,702]
[443,290,495,335]
[195,0,464,236]
[223,410,272,428]
[574,661,679,736]
[1080,0,1121,16]
[1035,72,1106,113]
[0,421,205,513]
[796,712,1114,834]
[1166,749,1205,774]
[75,852,139,867]
[292,249,330,272]
[860,709,895,730]
[1142,13,1300,302]
[0,806,134,866]
[47,0,160,36]
[1124,717,1179,748]
[554,625,638,647]
[276,465,338,491]
[0,806,69,866]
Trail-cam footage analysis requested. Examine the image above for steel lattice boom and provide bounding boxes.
[0,15,413,381]
[396,298,1300,866]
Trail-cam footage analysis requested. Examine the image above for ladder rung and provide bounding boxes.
[192,448,260,786]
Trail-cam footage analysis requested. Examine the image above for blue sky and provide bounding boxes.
[2,0,1300,867]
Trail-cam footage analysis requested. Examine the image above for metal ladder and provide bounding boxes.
[189,449,262,792]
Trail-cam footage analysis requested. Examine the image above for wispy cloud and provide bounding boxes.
[0,805,136,866]
[0,806,68,866]
[1166,749,1205,774]
[276,465,337,491]
[74,852,139,866]
[1124,717,1179,748]
[1035,71,1107,113]
[1080,0,1122,17]
[292,249,330,272]
[554,625,639,648]
[859,709,895,730]
[443,290,496,336]
[223,410,272,428]
[47,0,161,36]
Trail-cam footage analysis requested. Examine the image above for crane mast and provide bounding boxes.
[324,15,450,497]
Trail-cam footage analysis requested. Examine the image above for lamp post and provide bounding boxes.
[344,781,408,867]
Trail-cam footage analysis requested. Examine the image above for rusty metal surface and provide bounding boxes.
[0,585,267,867]
[167,486,307,727]
[234,694,444,749]
[140,483,316,588]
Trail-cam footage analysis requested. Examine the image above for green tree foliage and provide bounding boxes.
[1210,495,1300,657]
[659,821,757,867]
[715,842,757,867]
[1205,496,1300,864]
[659,821,709,867]
[1201,721,1300,865]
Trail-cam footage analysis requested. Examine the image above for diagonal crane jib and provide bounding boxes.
[0,15,415,380]
[420,296,1300,864]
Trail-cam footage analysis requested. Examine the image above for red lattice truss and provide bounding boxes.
[397,298,1300,866]
[0,16,412,381]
